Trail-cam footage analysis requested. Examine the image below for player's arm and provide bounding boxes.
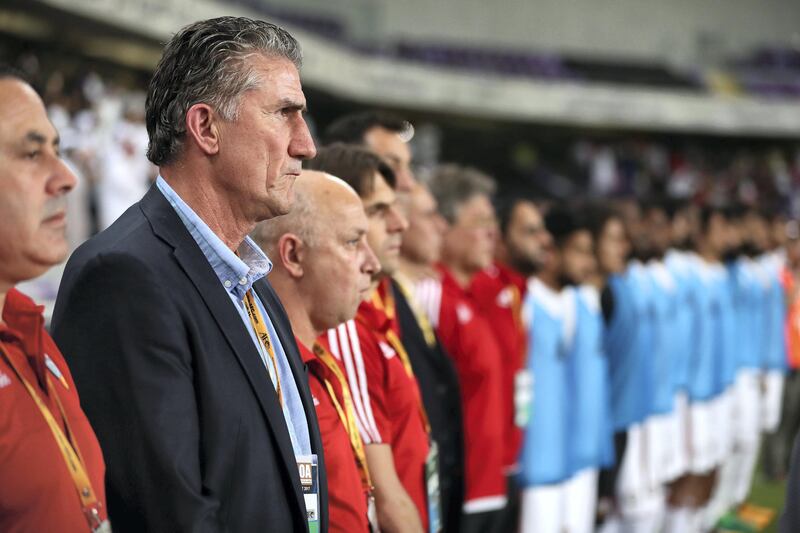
[365,444,425,533]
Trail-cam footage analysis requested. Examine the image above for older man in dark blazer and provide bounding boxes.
[51,17,326,533]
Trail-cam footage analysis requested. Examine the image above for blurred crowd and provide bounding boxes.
[4,48,800,253]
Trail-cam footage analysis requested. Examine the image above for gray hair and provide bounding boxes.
[427,163,496,223]
[145,16,302,166]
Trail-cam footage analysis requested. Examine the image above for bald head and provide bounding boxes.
[251,169,379,340]
[254,170,362,252]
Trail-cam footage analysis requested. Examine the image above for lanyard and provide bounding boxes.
[243,290,283,407]
[0,344,104,529]
[312,342,374,492]
[393,274,437,348]
[507,283,531,366]
[368,286,432,436]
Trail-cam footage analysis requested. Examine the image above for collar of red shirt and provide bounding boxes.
[492,261,527,295]
[1,289,46,369]
[436,263,465,296]
[1,289,50,392]
[295,337,316,365]
[357,278,395,335]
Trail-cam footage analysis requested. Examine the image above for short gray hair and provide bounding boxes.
[427,164,496,223]
[146,16,302,166]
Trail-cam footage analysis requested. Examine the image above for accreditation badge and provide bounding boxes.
[367,492,380,532]
[86,507,111,533]
[514,369,534,428]
[425,441,442,533]
[297,454,320,533]
[92,520,112,533]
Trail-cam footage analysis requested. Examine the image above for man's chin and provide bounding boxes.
[40,238,70,264]
[256,200,293,221]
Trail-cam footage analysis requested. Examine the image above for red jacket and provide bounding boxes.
[322,289,430,528]
[298,340,370,533]
[415,267,506,510]
[470,262,528,470]
[0,288,107,533]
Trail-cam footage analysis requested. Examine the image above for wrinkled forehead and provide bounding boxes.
[246,54,306,104]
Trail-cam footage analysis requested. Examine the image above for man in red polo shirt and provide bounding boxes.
[253,170,381,532]
[416,164,507,533]
[0,69,108,532]
[470,197,551,530]
[308,143,436,533]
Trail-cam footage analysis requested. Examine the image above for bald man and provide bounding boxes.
[252,171,380,533]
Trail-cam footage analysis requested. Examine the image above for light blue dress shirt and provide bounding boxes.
[156,176,311,456]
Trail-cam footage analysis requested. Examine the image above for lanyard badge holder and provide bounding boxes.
[376,289,442,533]
[385,332,442,533]
[425,440,442,533]
[297,454,320,533]
[313,342,379,532]
[514,370,534,428]
[0,346,111,532]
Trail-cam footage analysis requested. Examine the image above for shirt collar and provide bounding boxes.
[357,297,393,334]
[295,337,317,365]
[156,176,272,299]
[494,261,528,293]
[1,288,45,361]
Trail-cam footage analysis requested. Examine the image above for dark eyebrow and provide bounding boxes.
[276,98,307,113]
[24,131,59,148]
[365,201,391,215]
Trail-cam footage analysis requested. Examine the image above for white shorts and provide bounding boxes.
[666,392,690,480]
[762,370,786,433]
[520,482,568,533]
[616,424,665,518]
[710,388,736,464]
[733,369,762,448]
[563,468,599,533]
[688,399,717,474]
[645,411,678,486]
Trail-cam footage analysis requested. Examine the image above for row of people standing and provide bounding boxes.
[0,16,516,533]
[517,199,793,533]
[3,14,794,533]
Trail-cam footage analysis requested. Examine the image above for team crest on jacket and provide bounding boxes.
[456,303,473,324]
[496,287,515,308]
[378,341,396,360]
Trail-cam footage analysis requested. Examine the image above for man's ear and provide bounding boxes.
[280,233,305,279]
[185,103,221,156]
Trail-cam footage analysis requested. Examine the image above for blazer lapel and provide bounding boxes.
[138,187,308,524]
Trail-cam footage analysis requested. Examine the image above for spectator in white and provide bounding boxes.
[95,91,155,229]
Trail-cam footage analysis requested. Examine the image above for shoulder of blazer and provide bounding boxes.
[138,184,203,252]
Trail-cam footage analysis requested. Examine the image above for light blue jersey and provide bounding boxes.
[648,261,679,414]
[730,258,759,370]
[519,279,576,486]
[605,266,649,431]
[714,264,739,391]
[568,286,615,471]
[665,250,697,393]
[760,254,789,372]
[687,256,719,402]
